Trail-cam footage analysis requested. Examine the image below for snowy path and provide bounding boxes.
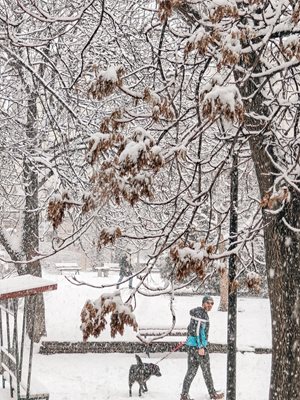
[31,352,271,400]
[1,271,272,400]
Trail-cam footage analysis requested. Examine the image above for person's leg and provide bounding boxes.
[181,347,200,396]
[116,274,124,289]
[199,350,216,397]
[128,276,133,289]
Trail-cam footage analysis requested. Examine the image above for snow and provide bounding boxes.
[44,272,271,349]
[178,247,207,263]
[28,352,271,400]
[210,0,237,7]
[119,141,146,163]
[0,270,272,399]
[99,66,122,83]
[203,85,242,112]
[186,26,206,44]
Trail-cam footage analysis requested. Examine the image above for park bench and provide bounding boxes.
[105,262,120,272]
[94,263,120,277]
[55,262,81,275]
[94,266,110,277]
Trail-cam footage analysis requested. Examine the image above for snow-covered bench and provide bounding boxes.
[139,327,187,338]
[94,263,119,277]
[94,266,110,277]
[55,262,81,275]
[104,262,120,271]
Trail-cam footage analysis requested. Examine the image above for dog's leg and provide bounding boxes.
[139,384,142,397]
[129,382,132,397]
[143,382,148,392]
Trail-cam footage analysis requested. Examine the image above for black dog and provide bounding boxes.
[129,354,162,396]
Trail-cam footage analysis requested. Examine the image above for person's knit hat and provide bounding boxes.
[202,295,214,304]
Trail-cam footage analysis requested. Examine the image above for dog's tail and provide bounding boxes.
[135,354,143,366]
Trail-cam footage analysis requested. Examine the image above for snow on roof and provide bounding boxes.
[0,274,57,300]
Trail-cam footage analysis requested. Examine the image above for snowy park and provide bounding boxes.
[2,269,272,400]
[1,1,300,400]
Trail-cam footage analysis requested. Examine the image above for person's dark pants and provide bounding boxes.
[116,274,133,289]
[181,346,216,397]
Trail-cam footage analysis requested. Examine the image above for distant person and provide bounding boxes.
[116,252,133,289]
[180,295,224,400]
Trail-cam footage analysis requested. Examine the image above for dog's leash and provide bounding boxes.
[155,340,186,365]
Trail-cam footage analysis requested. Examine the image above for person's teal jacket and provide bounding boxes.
[185,307,209,348]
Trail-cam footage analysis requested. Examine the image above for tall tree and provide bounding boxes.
[0,0,100,341]
[1,2,299,398]
[71,2,299,398]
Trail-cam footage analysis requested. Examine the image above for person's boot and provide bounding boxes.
[210,391,224,399]
[180,394,194,400]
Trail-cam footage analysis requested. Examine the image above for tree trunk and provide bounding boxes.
[249,136,300,399]
[264,192,300,400]
[21,93,47,343]
[241,53,300,398]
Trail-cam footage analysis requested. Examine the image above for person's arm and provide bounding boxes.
[191,316,205,348]
[197,324,207,355]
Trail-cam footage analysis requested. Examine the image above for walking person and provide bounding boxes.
[180,295,224,400]
[116,252,133,289]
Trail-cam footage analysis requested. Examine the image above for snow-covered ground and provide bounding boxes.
[1,269,272,399]
[2,351,271,400]
[43,271,272,349]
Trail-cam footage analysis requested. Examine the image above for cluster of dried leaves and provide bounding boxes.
[156,0,182,22]
[99,110,126,134]
[47,192,74,229]
[80,293,138,341]
[201,87,245,124]
[185,28,251,70]
[87,66,125,100]
[89,127,164,206]
[92,167,155,206]
[260,187,290,210]
[123,174,155,205]
[219,46,241,69]
[248,0,268,5]
[170,240,215,281]
[246,272,262,293]
[209,5,239,24]
[183,7,260,70]
[87,132,123,165]
[82,192,96,214]
[144,88,174,121]
[185,29,220,56]
[282,38,300,61]
[217,262,262,294]
[97,227,122,249]
[120,129,164,174]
